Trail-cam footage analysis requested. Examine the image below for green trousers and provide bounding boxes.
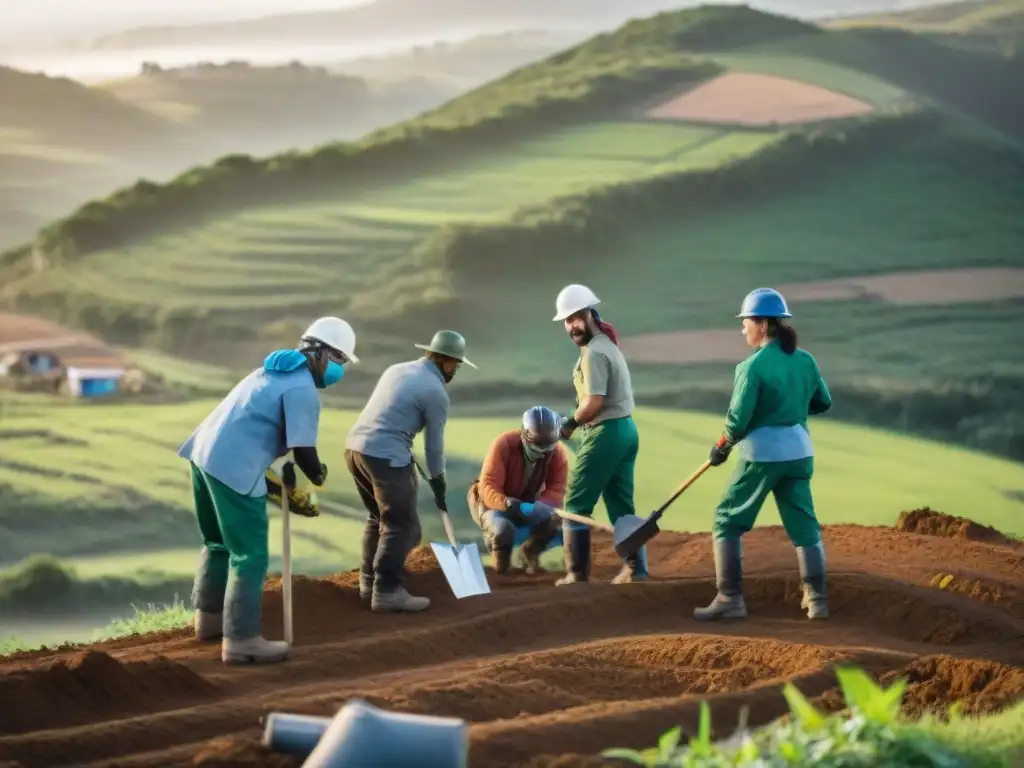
[564,416,639,523]
[189,463,269,640]
[712,457,821,547]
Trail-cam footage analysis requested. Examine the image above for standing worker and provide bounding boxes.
[178,317,358,664]
[552,284,643,586]
[345,330,476,613]
[693,288,832,622]
[468,406,568,575]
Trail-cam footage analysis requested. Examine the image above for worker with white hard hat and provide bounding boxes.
[551,284,644,586]
[693,288,832,623]
[177,316,358,664]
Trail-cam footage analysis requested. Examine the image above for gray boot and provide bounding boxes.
[492,546,512,575]
[611,545,649,584]
[693,538,747,620]
[194,610,223,641]
[222,636,290,664]
[797,541,828,619]
[371,584,430,613]
[359,572,373,602]
[555,521,590,586]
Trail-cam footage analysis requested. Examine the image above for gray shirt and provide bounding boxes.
[572,333,634,424]
[345,357,450,476]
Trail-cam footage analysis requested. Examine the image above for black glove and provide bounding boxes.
[560,415,578,439]
[428,472,448,511]
[315,463,328,486]
[709,436,733,467]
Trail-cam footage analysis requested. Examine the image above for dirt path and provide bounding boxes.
[1,521,1022,767]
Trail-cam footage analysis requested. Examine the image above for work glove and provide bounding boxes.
[709,434,733,467]
[428,472,448,512]
[559,415,578,439]
[311,462,328,487]
[505,497,527,525]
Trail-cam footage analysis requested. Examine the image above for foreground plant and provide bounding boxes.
[600,665,997,767]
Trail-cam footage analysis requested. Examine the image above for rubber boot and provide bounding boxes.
[222,636,290,664]
[555,521,590,586]
[194,610,223,641]
[492,546,512,575]
[611,545,649,584]
[371,584,430,613]
[693,538,747,620]
[519,539,544,575]
[359,572,373,603]
[797,541,828,619]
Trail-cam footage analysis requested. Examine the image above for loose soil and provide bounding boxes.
[1,520,1021,767]
[645,72,874,126]
[620,268,1024,364]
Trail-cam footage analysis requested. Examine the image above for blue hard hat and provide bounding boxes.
[737,287,792,319]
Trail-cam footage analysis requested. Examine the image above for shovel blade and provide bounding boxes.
[430,542,491,599]
[613,514,661,559]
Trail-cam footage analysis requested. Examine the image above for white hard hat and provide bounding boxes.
[552,284,601,322]
[301,316,359,363]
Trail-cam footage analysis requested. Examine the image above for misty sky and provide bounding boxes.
[2,0,368,39]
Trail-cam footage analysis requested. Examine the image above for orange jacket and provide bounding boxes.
[476,430,568,512]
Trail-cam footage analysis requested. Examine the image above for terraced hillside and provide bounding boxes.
[2,4,1023,461]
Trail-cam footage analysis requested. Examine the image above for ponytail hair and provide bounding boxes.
[766,318,798,354]
[590,308,619,346]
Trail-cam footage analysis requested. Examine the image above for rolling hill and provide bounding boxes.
[0,61,466,252]
[3,3,1022,460]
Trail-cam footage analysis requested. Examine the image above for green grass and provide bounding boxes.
[1,394,1021,583]
[606,663,1024,767]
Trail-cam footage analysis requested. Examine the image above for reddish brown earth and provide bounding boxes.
[1,511,1022,767]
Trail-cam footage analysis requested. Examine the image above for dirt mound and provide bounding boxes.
[645,72,874,126]
[884,656,1024,717]
[1,525,1022,768]
[0,650,218,735]
[896,507,1019,548]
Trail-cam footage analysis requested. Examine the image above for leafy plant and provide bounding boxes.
[600,663,1016,767]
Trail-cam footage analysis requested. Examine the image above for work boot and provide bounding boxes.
[492,546,512,575]
[611,545,649,584]
[371,585,430,613]
[797,541,828,619]
[222,636,290,664]
[520,539,545,575]
[194,610,223,641]
[555,521,590,586]
[693,538,747,620]
[359,572,373,602]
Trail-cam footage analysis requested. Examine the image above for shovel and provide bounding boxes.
[412,459,491,599]
[613,460,712,559]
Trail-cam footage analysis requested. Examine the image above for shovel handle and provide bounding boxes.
[412,458,460,546]
[653,460,712,518]
[554,509,614,533]
[280,462,294,647]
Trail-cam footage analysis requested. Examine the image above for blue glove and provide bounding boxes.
[519,502,536,519]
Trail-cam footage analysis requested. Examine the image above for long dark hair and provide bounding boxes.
[766,318,798,354]
[590,309,619,346]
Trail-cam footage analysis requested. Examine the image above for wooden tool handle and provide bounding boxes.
[655,460,712,515]
[554,509,614,533]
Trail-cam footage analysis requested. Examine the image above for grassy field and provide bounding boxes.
[3,393,1022,580]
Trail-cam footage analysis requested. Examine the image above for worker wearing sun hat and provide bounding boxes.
[179,316,358,664]
[345,330,476,613]
[552,284,644,586]
[693,288,833,623]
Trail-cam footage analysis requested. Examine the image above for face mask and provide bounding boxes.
[522,439,551,463]
[322,360,345,387]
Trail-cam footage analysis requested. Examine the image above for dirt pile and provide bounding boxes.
[896,507,1020,548]
[0,649,218,735]
[0,523,1021,768]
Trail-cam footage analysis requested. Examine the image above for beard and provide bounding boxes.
[569,327,593,347]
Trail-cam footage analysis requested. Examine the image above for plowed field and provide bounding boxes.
[1,512,1022,767]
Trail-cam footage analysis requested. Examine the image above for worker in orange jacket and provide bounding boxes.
[467,406,568,574]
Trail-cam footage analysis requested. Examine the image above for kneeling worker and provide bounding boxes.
[178,317,357,664]
[468,406,568,574]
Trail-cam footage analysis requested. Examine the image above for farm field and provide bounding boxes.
[3,394,1023,576]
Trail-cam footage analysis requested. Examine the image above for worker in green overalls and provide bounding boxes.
[552,284,644,586]
[694,287,833,621]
